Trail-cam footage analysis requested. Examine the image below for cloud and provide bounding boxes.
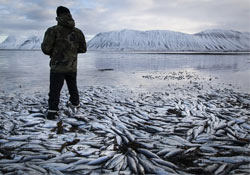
[0,0,249,39]
[147,0,250,32]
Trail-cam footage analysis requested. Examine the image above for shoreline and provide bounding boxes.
[0,49,250,55]
[2,69,249,97]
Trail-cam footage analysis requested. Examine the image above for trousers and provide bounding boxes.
[48,72,79,111]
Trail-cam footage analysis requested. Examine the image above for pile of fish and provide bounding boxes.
[0,86,250,175]
[142,71,202,81]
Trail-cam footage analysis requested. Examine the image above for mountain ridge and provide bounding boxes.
[0,29,249,51]
[0,35,42,50]
[87,29,250,52]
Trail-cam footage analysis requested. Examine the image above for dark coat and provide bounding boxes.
[41,13,87,73]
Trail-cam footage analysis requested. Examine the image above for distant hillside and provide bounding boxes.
[1,29,250,51]
[0,36,42,50]
[87,29,250,52]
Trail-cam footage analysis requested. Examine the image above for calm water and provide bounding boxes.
[0,50,249,94]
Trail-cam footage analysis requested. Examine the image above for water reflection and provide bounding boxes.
[88,52,248,72]
[196,63,239,72]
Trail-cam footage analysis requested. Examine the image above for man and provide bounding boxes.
[41,6,87,120]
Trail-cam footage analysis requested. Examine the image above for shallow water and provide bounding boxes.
[0,50,249,94]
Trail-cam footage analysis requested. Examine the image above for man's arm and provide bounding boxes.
[78,30,87,53]
[41,28,56,55]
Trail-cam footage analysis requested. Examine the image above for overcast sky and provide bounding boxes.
[0,0,249,41]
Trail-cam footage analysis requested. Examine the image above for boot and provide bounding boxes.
[67,102,80,113]
[45,110,58,120]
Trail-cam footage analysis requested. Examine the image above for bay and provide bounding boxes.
[0,50,249,94]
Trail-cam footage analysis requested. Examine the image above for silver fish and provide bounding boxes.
[127,156,138,174]
[88,154,114,165]
[137,148,160,159]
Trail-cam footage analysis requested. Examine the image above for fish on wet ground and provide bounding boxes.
[0,86,249,175]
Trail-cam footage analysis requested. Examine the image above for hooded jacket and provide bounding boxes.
[41,13,87,73]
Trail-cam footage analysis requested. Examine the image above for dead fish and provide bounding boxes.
[127,156,138,174]
[164,149,183,158]
[157,147,174,156]
[20,121,42,127]
[137,148,160,159]
[104,153,124,169]
[137,162,145,175]
[144,125,164,133]
[115,135,122,146]
[199,146,218,153]
[69,157,91,166]
[214,163,227,175]
[217,145,250,153]
[209,156,250,164]
[137,154,156,174]
[20,154,56,162]
[121,155,128,171]
[40,163,71,171]
[7,135,31,141]
[65,164,99,172]
[45,167,64,175]
[123,129,135,142]
[205,164,219,174]
[28,113,45,118]
[88,154,114,165]
[151,158,178,169]
[24,162,48,174]
[113,156,125,171]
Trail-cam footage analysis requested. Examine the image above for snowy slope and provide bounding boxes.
[19,36,42,49]
[1,29,249,51]
[87,29,250,51]
[0,36,26,49]
[0,36,42,50]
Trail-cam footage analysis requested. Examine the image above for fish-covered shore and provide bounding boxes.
[0,72,250,175]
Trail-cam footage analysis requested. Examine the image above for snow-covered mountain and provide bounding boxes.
[0,35,42,50]
[1,29,250,51]
[88,29,250,52]
[19,36,42,49]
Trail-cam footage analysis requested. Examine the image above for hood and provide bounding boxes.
[56,13,75,28]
